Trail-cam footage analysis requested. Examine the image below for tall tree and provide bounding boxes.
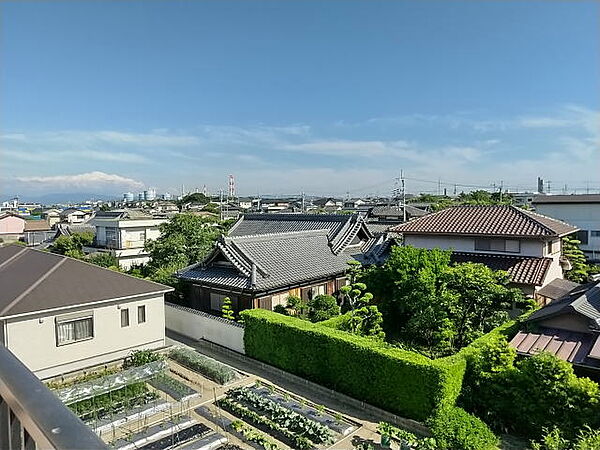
[145,213,222,271]
[361,246,524,355]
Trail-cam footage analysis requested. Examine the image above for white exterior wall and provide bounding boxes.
[403,235,546,257]
[403,234,565,290]
[535,203,600,259]
[3,294,165,379]
[165,303,245,354]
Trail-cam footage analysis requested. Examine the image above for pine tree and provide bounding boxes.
[221,297,235,320]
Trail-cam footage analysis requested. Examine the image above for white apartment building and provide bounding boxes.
[533,194,600,263]
[92,209,167,269]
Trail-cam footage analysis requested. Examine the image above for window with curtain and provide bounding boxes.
[56,317,93,345]
[137,305,146,324]
[121,308,130,327]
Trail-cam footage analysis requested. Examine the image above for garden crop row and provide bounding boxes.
[69,382,158,422]
[230,420,280,450]
[216,397,314,450]
[149,375,199,402]
[169,347,238,385]
[226,387,333,445]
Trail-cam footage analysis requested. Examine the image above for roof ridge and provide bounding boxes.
[227,228,332,241]
[510,206,556,236]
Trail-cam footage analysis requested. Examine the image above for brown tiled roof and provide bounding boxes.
[391,205,577,238]
[450,251,551,286]
[24,220,51,232]
[510,328,600,367]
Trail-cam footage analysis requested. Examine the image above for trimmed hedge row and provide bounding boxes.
[427,406,498,450]
[241,309,466,421]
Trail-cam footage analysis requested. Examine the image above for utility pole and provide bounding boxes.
[499,180,503,202]
[301,191,305,213]
[401,170,406,222]
[546,180,551,194]
[219,189,224,221]
[437,178,441,196]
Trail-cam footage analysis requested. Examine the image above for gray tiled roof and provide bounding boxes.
[391,205,578,238]
[228,214,351,238]
[370,205,427,218]
[527,281,600,324]
[533,194,600,204]
[536,278,581,301]
[179,214,387,293]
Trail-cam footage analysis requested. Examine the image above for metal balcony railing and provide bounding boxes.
[0,345,107,450]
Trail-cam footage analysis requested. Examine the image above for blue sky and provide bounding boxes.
[1,0,599,199]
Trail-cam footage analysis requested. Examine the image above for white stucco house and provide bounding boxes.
[533,194,600,263]
[391,205,579,297]
[0,245,172,379]
[91,209,167,270]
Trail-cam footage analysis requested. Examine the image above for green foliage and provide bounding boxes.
[273,304,289,315]
[460,338,600,440]
[230,420,280,450]
[410,191,513,212]
[376,422,439,449]
[146,213,222,271]
[285,295,307,317]
[241,309,466,421]
[217,397,314,449]
[361,246,523,356]
[50,231,93,258]
[179,192,210,205]
[169,347,238,384]
[562,236,598,283]
[221,297,235,320]
[86,252,118,268]
[307,294,340,322]
[531,426,600,450]
[69,382,158,421]
[224,387,333,444]
[122,350,162,369]
[337,307,385,340]
[427,406,498,450]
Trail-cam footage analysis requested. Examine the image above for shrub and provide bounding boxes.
[427,406,498,450]
[307,294,340,322]
[460,336,600,440]
[531,426,600,450]
[169,347,237,384]
[241,309,466,420]
[122,349,162,368]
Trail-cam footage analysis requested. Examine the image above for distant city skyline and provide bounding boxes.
[1,1,599,198]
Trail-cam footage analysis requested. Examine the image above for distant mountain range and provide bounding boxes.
[16,192,120,205]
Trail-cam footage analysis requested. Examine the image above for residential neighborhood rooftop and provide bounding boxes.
[178,214,390,294]
[532,194,600,204]
[391,205,578,238]
[0,245,172,318]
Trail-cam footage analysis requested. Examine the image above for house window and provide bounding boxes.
[137,305,146,324]
[474,239,520,253]
[210,292,227,311]
[56,315,93,346]
[576,230,589,245]
[121,308,130,327]
[591,231,600,238]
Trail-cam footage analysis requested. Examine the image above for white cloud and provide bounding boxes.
[15,171,144,190]
[281,139,410,157]
[3,149,148,164]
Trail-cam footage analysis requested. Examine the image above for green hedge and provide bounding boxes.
[427,406,498,450]
[241,309,466,420]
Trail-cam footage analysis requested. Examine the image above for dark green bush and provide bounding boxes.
[460,336,600,440]
[241,309,466,420]
[427,406,498,450]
